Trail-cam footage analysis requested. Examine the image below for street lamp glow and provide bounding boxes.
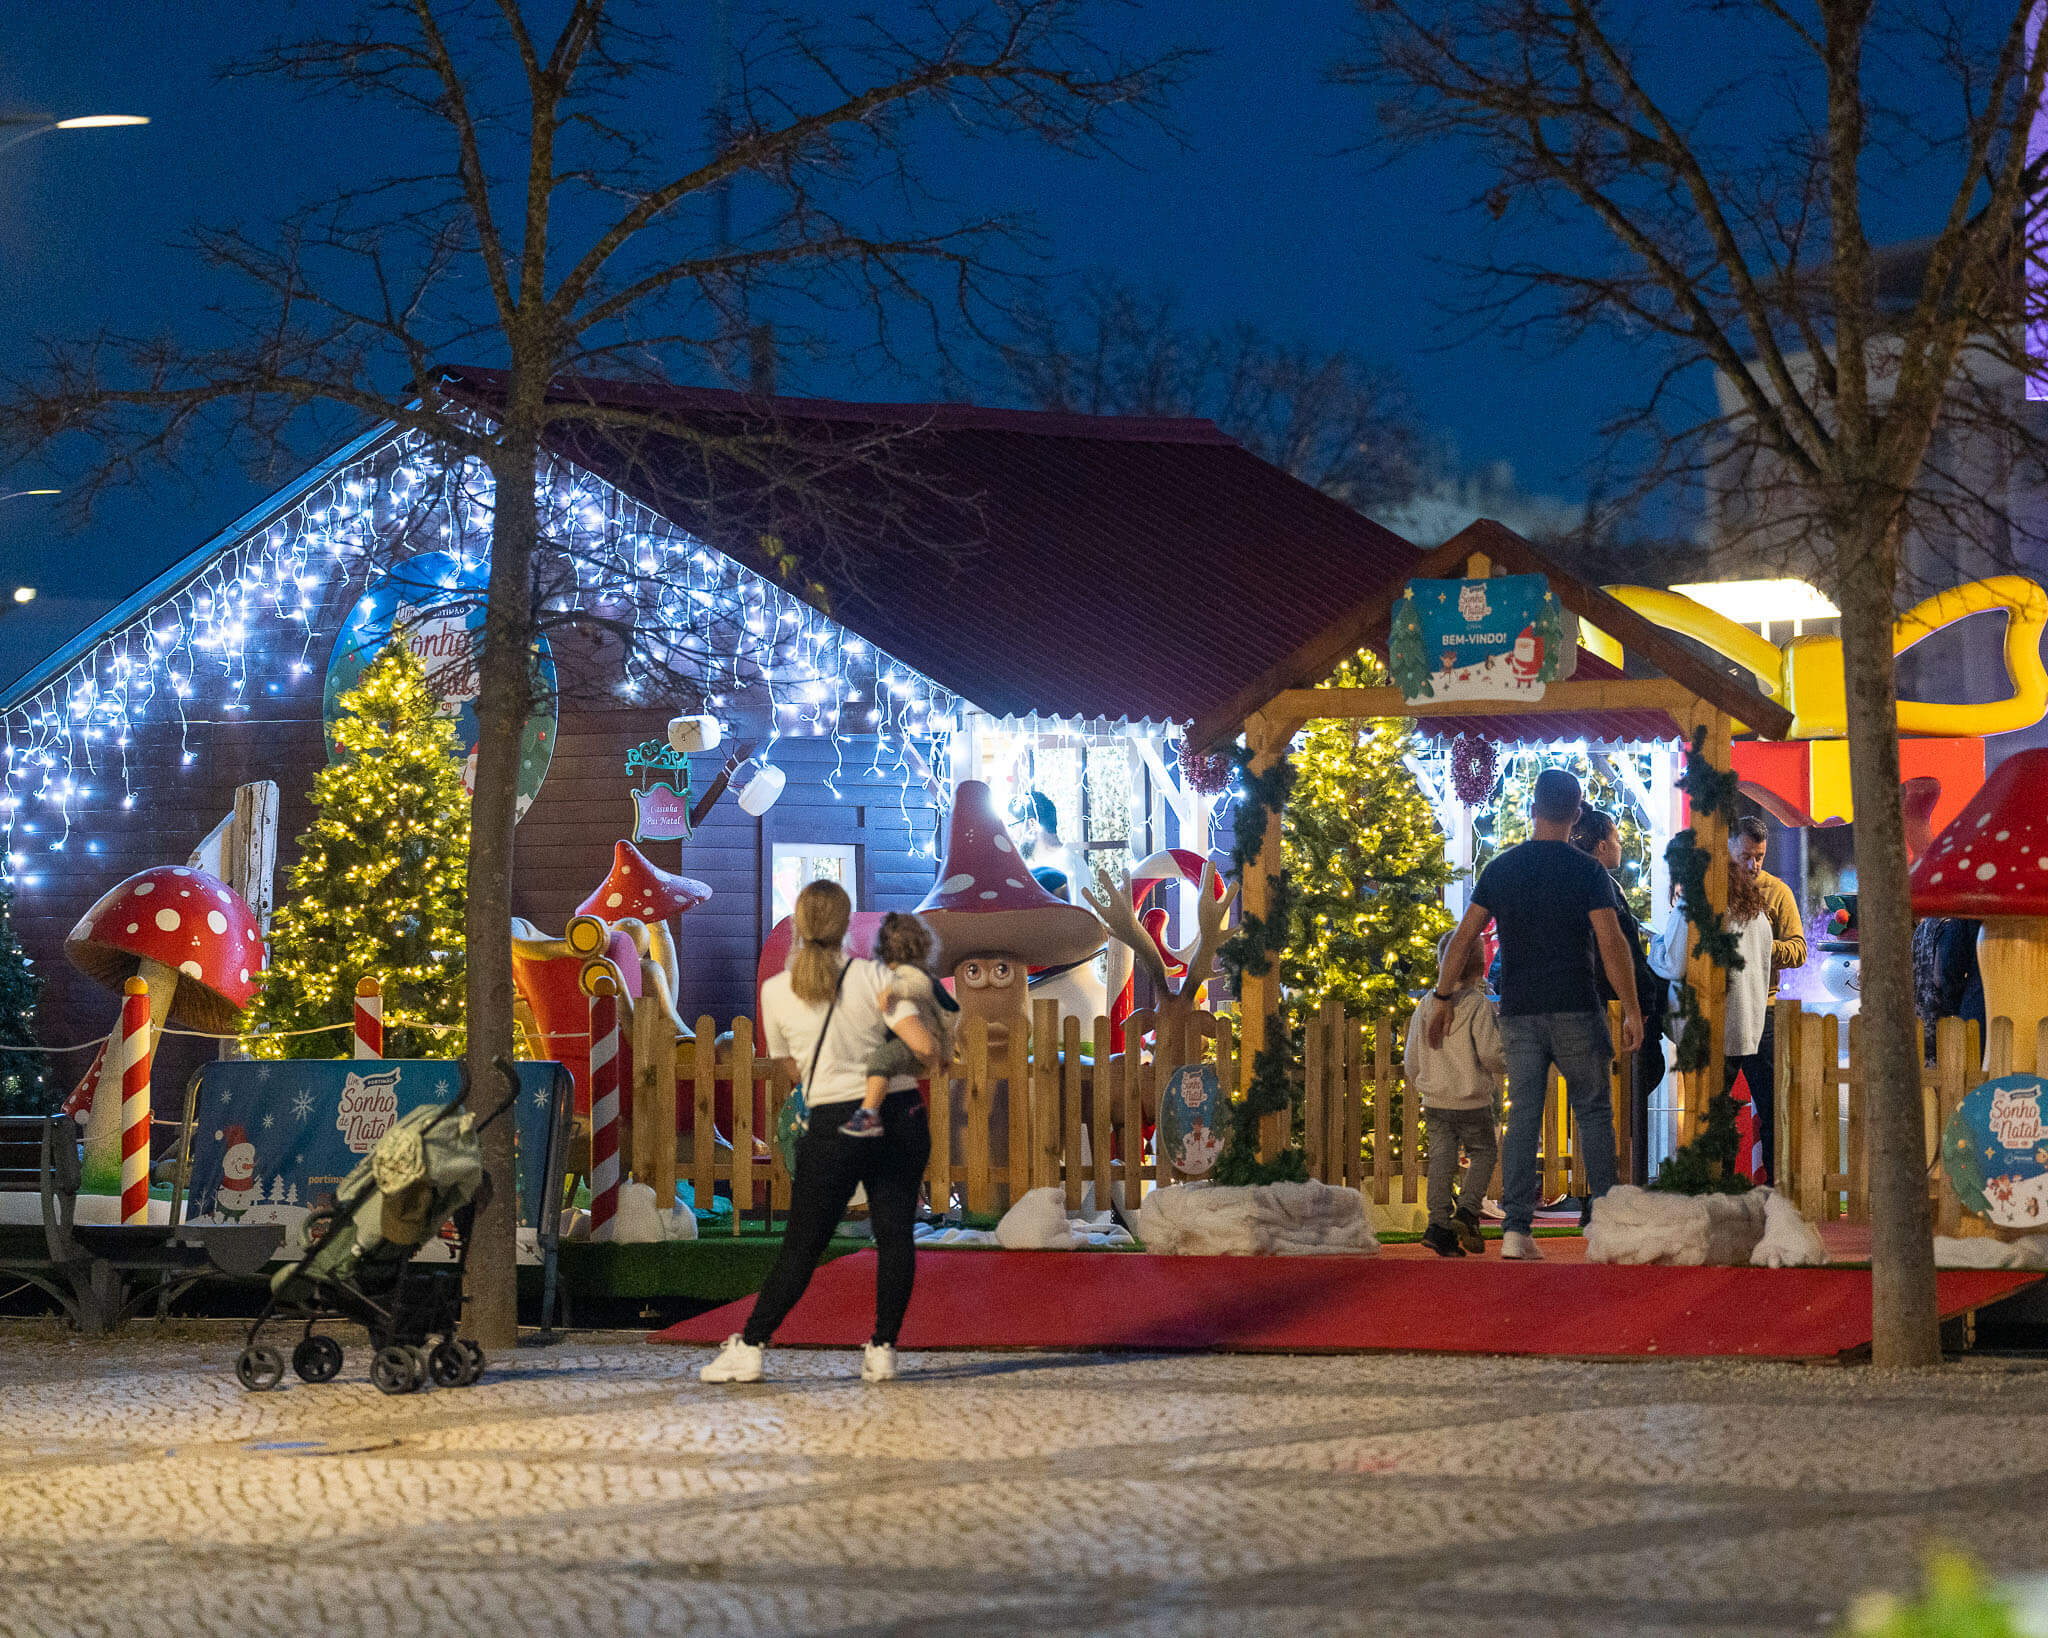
[53,115,149,130]
[1669,578,1840,624]
[0,489,60,501]
[11,588,36,605]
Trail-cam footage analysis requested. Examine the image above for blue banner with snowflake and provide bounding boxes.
[184,1059,567,1230]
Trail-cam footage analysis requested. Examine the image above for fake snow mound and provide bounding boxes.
[1934,1233,2048,1269]
[1585,1186,1828,1267]
[600,1181,666,1243]
[991,1186,1136,1250]
[1136,1180,1377,1256]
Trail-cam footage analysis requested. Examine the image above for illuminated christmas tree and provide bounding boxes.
[1474,748,1654,922]
[1282,651,1454,1037]
[0,878,45,1113]
[244,641,469,1060]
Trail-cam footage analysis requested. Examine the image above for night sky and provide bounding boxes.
[0,2,1962,687]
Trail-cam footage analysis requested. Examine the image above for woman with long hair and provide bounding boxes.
[1569,807,1666,1184]
[701,880,940,1385]
[1650,857,1777,1179]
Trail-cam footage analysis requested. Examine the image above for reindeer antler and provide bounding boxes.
[1164,863,1241,1002]
[1082,861,1173,995]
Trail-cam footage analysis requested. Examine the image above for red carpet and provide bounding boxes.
[649,1249,2039,1360]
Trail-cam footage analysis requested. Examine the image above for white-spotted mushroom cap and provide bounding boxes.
[575,839,712,923]
[64,865,265,1032]
[1908,749,2048,920]
[915,780,1107,970]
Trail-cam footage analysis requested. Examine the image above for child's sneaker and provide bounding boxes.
[1419,1223,1465,1258]
[1501,1231,1545,1262]
[1452,1208,1486,1256]
[840,1107,885,1138]
[700,1334,765,1382]
[861,1342,898,1382]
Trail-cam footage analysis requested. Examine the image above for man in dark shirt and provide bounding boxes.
[1428,768,1644,1260]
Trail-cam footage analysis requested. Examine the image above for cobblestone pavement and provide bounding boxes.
[3,1325,2047,1637]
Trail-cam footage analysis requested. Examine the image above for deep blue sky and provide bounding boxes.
[0,0,1969,682]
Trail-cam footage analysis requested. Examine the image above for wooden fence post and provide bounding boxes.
[1005,1021,1031,1210]
[1062,1013,1085,1213]
[1846,1014,1868,1222]
[1090,1013,1114,1213]
[1399,1008,1423,1204]
[1372,1020,1393,1206]
[1304,1001,1326,1183]
[729,1019,754,1235]
[693,1016,717,1214]
[1033,999,1062,1197]
[1932,1016,1968,1237]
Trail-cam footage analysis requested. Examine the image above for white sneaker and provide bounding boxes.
[1501,1231,1545,1262]
[861,1342,898,1383]
[700,1334,764,1382]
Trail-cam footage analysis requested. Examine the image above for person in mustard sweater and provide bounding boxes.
[1728,815,1807,1179]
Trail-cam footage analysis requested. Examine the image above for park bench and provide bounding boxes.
[0,1112,283,1335]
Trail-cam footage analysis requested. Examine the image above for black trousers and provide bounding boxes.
[744,1090,932,1348]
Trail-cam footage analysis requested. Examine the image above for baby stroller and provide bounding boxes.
[234,1060,516,1396]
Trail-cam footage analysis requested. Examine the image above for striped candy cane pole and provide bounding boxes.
[353,975,383,1059]
[119,975,152,1226]
[582,961,622,1242]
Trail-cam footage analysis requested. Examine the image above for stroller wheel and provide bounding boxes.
[427,1342,469,1388]
[371,1345,422,1396]
[292,1335,344,1384]
[235,1346,285,1393]
[458,1341,486,1386]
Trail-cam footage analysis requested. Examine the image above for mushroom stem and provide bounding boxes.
[1977,917,2048,1074]
[135,955,180,1043]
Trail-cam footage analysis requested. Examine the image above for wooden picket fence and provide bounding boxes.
[603,996,1642,1231]
[1774,1002,2048,1231]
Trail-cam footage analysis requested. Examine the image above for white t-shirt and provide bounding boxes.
[760,958,920,1107]
[1651,903,1774,1057]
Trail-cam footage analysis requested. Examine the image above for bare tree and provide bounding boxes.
[996,273,1426,509]
[1345,0,2048,1364]
[1,0,1186,1344]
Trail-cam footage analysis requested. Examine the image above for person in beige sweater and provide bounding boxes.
[1406,931,1505,1258]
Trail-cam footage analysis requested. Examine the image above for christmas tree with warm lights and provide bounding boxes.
[244,641,469,1060]
[1282,651,1454,1037]
[0,877,45,1113]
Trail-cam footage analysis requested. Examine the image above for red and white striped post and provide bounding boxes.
[119,975,152,1225]
[353,974,383,1059]
[583,961,621,1242]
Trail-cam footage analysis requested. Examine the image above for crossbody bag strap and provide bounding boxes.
[803,959,854,1093]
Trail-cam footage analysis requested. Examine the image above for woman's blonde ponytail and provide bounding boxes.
[788,878,853,1004]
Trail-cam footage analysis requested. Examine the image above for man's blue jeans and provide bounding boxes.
[1498,1011,1618,1236]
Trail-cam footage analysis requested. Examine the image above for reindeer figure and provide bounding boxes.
[1082,860,1241,1037]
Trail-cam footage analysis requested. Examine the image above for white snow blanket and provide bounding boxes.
[1750,1190,1830,1268]
[1933,1233,2048,1269]
[1585,1185,1770,1266]
[1369,1200,1430,1237]
[990,1186,1137,1250]
[600,1180,666,1244]
[1135,1181,1377,1256]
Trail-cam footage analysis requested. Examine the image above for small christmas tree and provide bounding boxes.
[245,640,470,1059]
[0,876,44,1114]
[1282,651,1454,1039]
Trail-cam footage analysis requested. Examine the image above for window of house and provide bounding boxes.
[771,843,859,923]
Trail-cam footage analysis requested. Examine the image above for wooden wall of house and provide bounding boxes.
[14,649,942,1119]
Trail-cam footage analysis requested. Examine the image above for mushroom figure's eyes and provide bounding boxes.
[988,959,1017,988]
[959,960,990,989]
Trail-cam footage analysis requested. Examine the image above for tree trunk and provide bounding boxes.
[462,438,540,1349]
[1837,531,1940,1367]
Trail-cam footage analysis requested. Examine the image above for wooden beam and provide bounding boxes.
[1263,678,1701,725]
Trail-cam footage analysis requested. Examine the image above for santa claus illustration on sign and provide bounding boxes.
[1508,624,1545,682]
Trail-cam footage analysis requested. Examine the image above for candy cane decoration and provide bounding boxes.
[353,975,383,1059]
[583,961,622,1242]
[119,976,152,1225]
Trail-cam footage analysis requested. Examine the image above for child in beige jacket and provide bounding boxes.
[1406,930,1505,1257]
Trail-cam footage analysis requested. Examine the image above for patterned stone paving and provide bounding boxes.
[2,1324,2045,1636]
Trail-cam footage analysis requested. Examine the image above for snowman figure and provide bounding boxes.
[214,1125,258,1219]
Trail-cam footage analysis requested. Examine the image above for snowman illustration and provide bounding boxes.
[214,1124,258,1220]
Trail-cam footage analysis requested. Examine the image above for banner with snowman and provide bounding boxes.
[1943,1073,2048,1229]
[184,1059,568,1250]
[1388,574,1573,704]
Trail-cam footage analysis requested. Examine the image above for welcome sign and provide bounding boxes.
[1388,574,1573,704]
[324,550,559,820]
[185,1058,570,1234]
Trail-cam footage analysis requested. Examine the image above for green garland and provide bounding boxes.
[1214,743,1307,1186]
[1653,726,1752,1193]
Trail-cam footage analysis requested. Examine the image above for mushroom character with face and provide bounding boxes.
[1909,748,2048,1072]
[915,781,1105,1043]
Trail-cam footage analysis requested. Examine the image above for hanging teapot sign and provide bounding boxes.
[1388,573,1574,705]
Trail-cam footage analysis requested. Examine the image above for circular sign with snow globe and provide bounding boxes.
[324,551,558,820]
[1159,1062,1225,1178]
[1942,1074,2048,1229]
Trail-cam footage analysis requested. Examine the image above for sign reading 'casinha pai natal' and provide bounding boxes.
[1388,574,1573,705]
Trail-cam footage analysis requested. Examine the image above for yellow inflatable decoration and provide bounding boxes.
[1586,576,2048,741]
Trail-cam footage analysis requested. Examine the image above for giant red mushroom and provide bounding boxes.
[576,839,711,998]
[59,865,265,1193]
[1908,748,2048,1071]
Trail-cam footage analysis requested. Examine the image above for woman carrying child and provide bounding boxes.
[842,913,958,1138]
[701,883,943,1386]
[1649,855,1776,1177]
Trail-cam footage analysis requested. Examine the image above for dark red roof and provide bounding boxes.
[439,369,1422,725]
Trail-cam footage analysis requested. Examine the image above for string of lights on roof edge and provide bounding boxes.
[0,426,970,886]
